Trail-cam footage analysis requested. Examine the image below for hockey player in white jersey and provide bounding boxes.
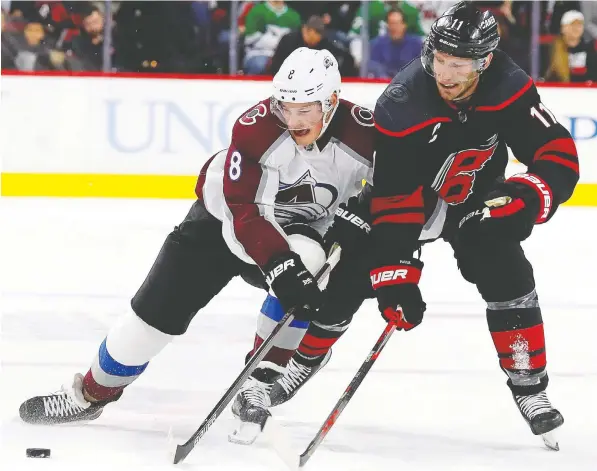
[18,48,376,438]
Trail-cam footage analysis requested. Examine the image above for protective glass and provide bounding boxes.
[422,45,489,84]
[271,99,324,131]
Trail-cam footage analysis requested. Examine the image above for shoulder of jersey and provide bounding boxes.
[331,99,376,165]
[374,59,448,138]
[232,99,288,159]
[475,50,535,112]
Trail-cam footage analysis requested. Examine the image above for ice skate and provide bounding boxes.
[513,390,564,450]
[229,366,281,445]
[19,373,114,425]
[270,349,332,406]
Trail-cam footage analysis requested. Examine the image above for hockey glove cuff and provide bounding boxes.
[370,259,426,331]
[264,251,322,322]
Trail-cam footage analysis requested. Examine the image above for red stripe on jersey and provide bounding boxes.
[490,324,545,355]
[476,78,534,111]
[375,117,452,138]
[535,154,580,173]
[500,351,547,370]
[371,188,424,214]
[534,137,578,160]
[372,213,425,225]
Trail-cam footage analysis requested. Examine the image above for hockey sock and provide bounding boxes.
[295,318,351,366]
[83,310,174,401]
[486,289,548,395]
[248,294,310,367]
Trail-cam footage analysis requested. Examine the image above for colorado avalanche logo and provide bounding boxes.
[275,170,338,223]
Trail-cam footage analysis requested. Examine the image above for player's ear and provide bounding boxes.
[482,53,493,71]
[330,92,338,108]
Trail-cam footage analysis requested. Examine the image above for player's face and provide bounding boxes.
[278,101,324,146]
[433,51,479,102]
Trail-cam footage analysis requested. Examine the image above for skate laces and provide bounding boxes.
[43,391,86,418]
[516,391,553,420]
[241,378,272,409]
[278,358,311,394]
[42,374,91,417]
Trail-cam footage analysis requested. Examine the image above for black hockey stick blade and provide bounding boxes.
[298,320,397,468]
[173,245,342,464]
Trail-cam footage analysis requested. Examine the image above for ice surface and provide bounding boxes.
[1,197,596,471]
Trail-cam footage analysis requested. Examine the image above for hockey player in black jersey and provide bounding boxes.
[270,2,579,449]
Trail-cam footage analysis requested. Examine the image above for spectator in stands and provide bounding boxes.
[270,15,356,76]
[1,9,17,68]
[368,7,421,78]
[348,1,424,67]
[8,1,90,48]
[1,11,66,70]
[546,10,597,83]
[69,5,104,70]
[243,0,301,75]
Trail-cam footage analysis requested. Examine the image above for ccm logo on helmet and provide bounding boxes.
[371,269,408,286]
[335,207,371,233]
[266,259,295,285]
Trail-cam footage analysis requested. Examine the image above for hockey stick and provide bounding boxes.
[297,319,398,468]
[173,245,342,464]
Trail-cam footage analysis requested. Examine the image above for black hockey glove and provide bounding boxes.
[324,194,371,254]
[264,251,323,322]
[370,258,426,331]
[458,174,553,243]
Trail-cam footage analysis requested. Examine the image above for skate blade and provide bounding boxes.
[228,421,263,445]
[541,431,559,451]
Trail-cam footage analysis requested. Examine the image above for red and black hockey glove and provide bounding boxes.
[264,251,323,322]
[370,259,426,331]
[324,194,371,255]
[458,173,553,243]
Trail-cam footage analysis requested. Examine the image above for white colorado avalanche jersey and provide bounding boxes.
[196,98,376,267]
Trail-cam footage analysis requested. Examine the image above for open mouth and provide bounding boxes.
[439,82,458,90]
[292,129,310,137]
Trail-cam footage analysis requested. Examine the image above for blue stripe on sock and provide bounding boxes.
[261,294,310,329]
[98,339,149,377]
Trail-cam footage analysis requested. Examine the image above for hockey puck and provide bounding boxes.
[26,448,51,458]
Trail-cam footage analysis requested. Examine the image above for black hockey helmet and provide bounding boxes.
[422,1,500,76]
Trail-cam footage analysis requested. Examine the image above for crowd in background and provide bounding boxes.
[1,1,596,83]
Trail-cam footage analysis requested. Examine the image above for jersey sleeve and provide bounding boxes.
[370,99,428,263]
[500,83,579,222]
[221,122,290,269]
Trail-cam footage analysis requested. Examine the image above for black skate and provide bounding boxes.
[19,373,112,425]
[270,349,332,406]
[513,390,564,450]
[229,366,281,445]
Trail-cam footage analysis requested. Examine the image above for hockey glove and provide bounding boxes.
[458,174,553,243]
[370,259,426,331]
[264,251,323,322]
[324,195,371,255]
